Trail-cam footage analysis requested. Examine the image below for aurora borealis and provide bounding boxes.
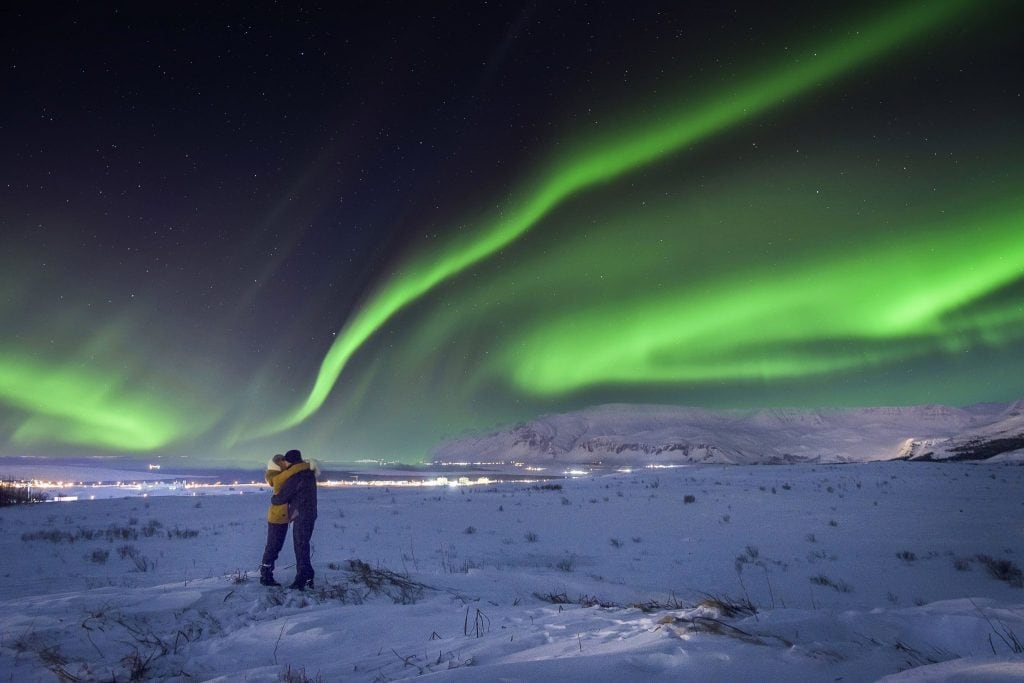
[2,1,1022,464]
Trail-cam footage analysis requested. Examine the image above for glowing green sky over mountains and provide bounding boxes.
[265,0,984,434]
[500,199,1024,394]
[1,0,1021,462]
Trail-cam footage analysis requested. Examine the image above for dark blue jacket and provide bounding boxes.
[271,467,317,521]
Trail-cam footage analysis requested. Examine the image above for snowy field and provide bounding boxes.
[1,462,1022,681]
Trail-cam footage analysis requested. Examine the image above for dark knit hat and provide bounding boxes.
[284,449,303,464]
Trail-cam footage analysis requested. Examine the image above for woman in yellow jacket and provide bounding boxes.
[260,454,313,586]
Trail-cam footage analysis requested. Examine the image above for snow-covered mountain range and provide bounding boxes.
[432,400,1024,465]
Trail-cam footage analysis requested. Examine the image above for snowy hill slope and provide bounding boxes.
[901,400,1024,463]
[432,402,1024,465]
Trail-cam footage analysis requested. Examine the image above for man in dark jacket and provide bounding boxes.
[271,448,318,589]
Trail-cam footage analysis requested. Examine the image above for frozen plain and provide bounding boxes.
[0,462,1022,681]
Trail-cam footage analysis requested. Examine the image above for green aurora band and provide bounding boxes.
[0,280,224,453]
[499,201,1024,394]
[0,351,193,451]
[259,0,990,435]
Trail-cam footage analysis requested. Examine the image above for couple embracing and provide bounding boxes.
[260,449,319,589]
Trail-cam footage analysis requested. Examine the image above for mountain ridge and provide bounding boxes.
[431,401,1024,465]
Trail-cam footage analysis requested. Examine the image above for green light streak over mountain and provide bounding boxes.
[262,0,979,435]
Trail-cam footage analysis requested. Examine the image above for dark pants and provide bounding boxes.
[261,522,288,570]
[293,516,316,581]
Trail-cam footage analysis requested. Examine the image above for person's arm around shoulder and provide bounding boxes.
[271,472,299,506]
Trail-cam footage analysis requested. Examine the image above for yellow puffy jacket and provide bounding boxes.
[266,461,311,524]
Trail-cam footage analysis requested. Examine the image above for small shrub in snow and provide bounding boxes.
[21,529,74,543]
[524,531,539,543]
[535,591,618,609]
[312,581,352,603]
[897,551,917,562]
[807,549,828,562]
[228,568,249,584]
[344,559,427,604]
[38,643,77,681]
[632,594,687,612]
[556,554,576,572]
[697,594,757,618]
[683,495,696,504]
[609,538,623,548]
[90,548,109,564]
[167,526,199,539]
[536,591,577,605]
[107,525,138,541]
[117,543,152,571]
[465,606,491,638]
[953,557,972,571]
[809,574,853,593]
[464,525,477,535]
[977,555,1023,588]
[439,543,459,574]
[535,591,686,612]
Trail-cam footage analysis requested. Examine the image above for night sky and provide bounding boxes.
[2,1,1022,465]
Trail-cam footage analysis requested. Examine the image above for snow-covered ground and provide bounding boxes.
[0,462,1022,681]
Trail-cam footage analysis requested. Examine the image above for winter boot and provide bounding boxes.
[288,575,314,590]
[260,564,281,587]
